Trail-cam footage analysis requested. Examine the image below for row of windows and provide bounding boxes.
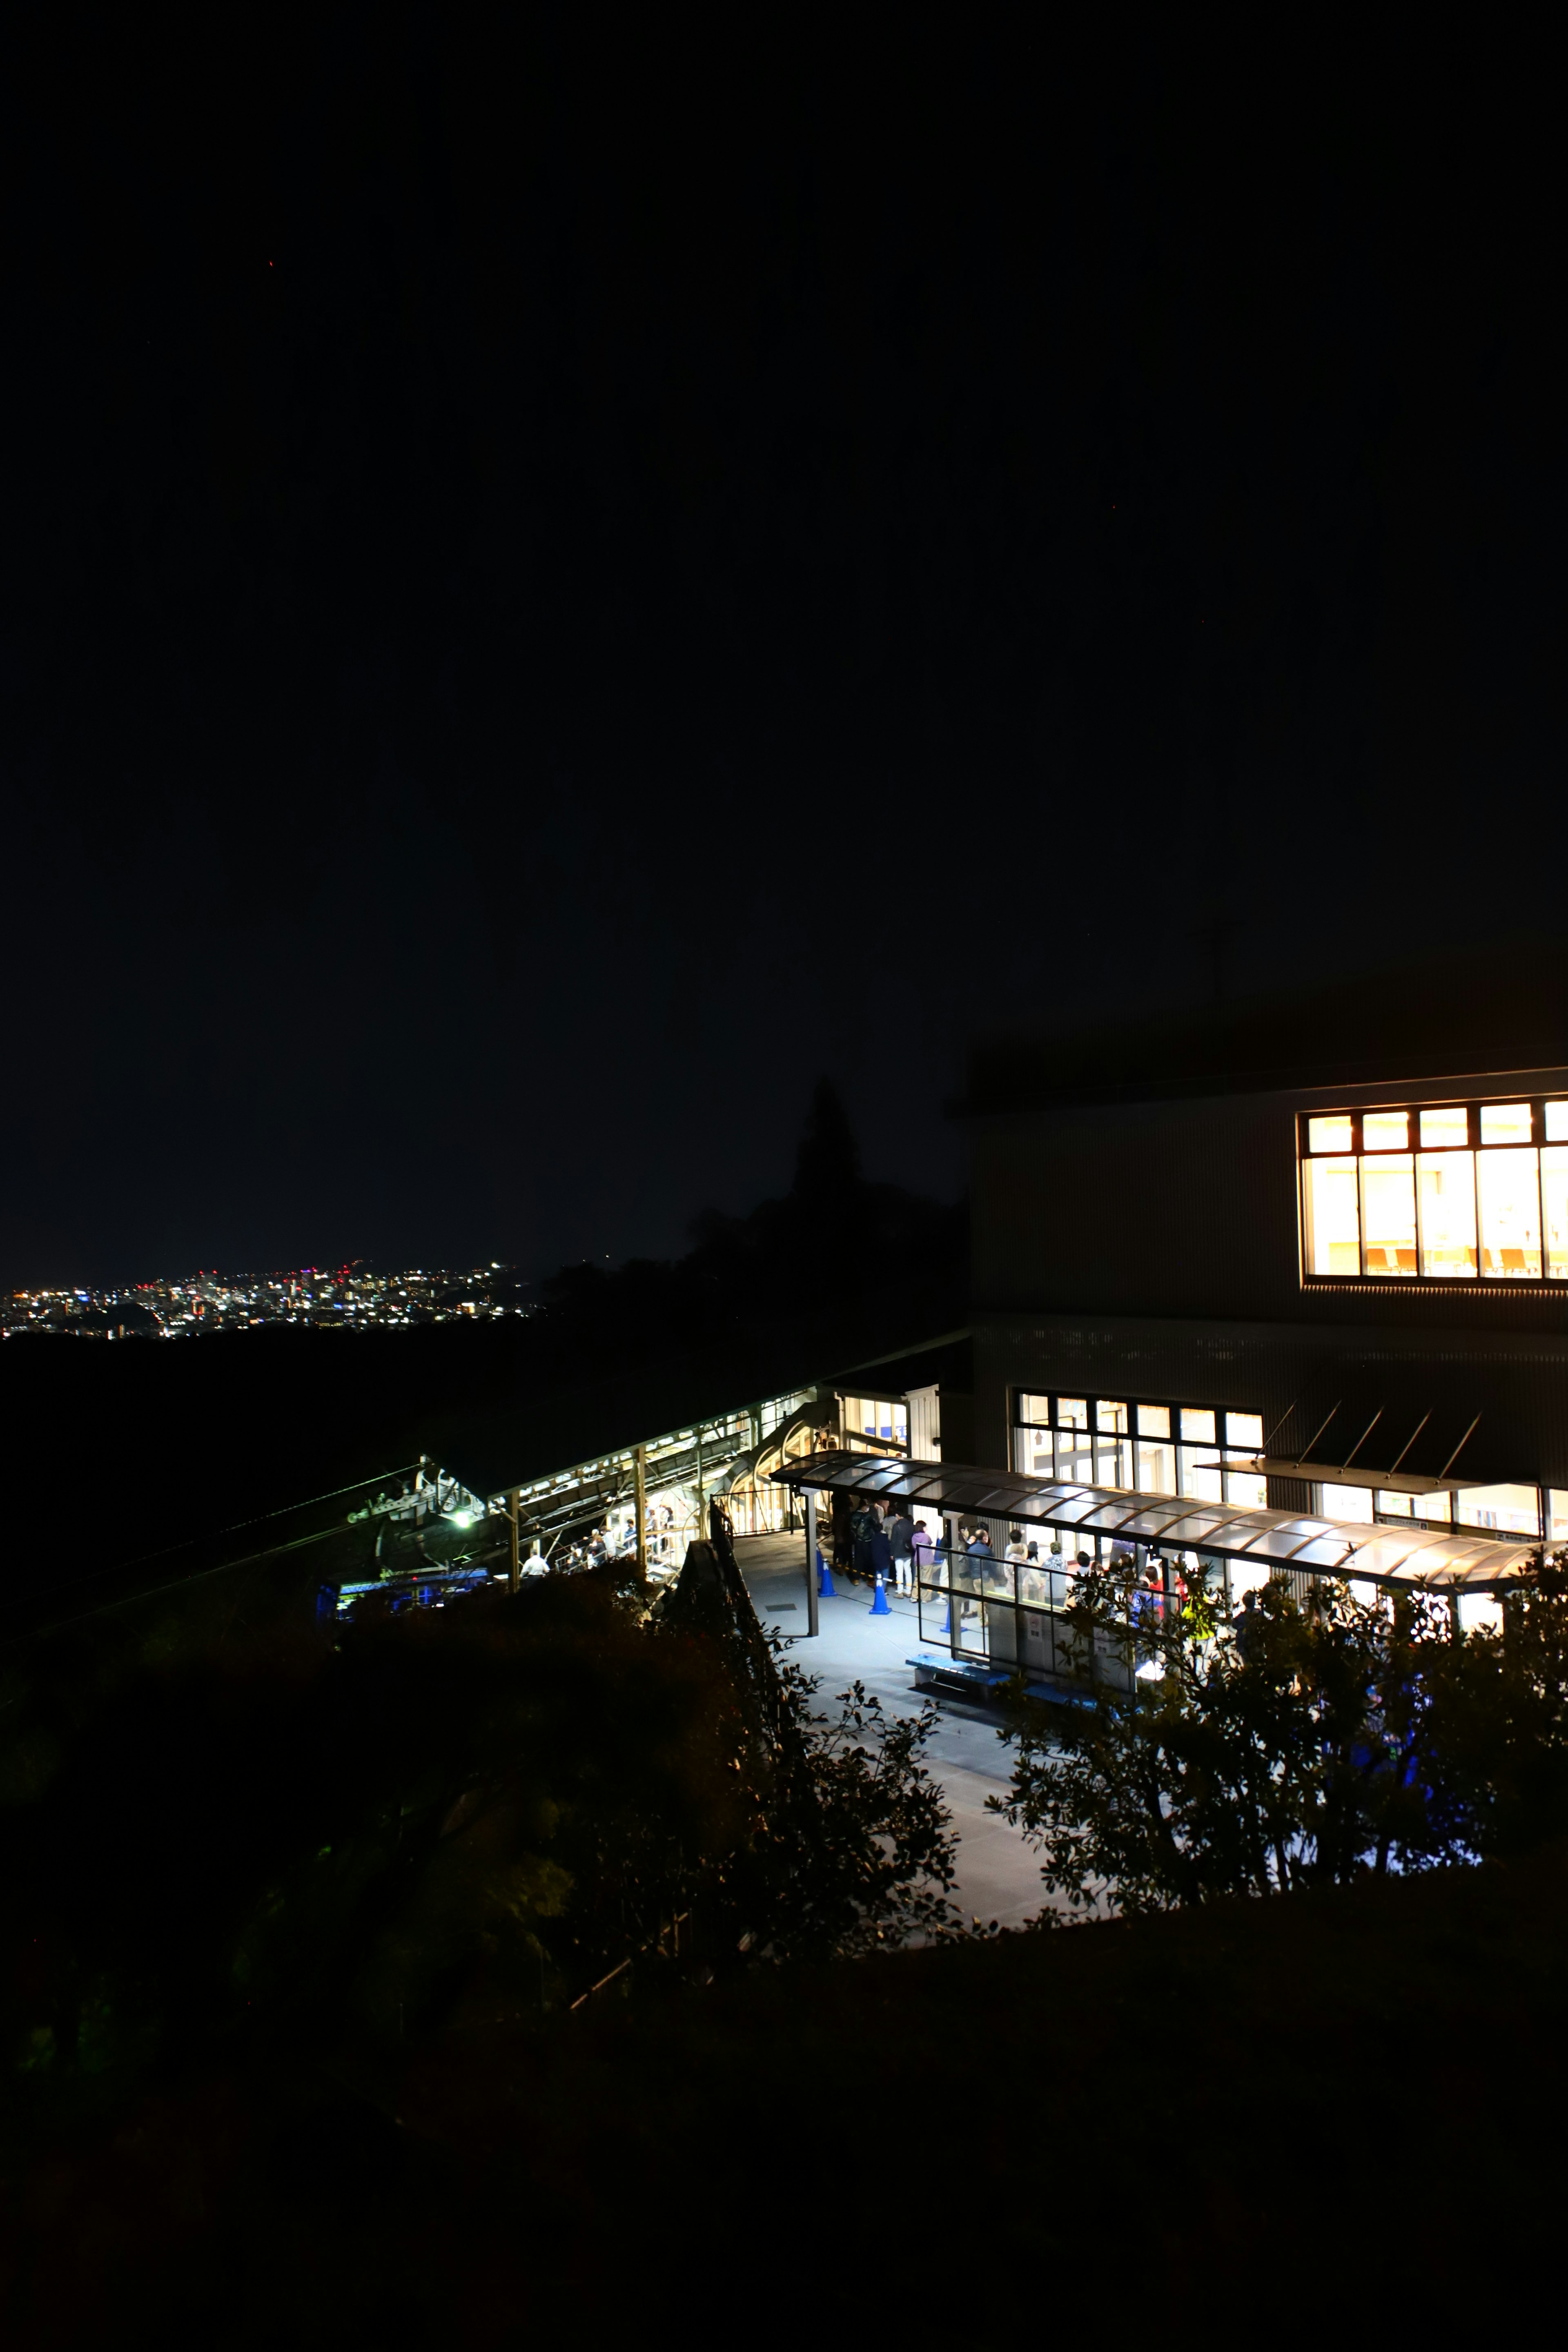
[1015,1393,1568,1539]
[1300,1099,1568,1282]
[841,1394,910,1446]
[1014,1394,1267,1510]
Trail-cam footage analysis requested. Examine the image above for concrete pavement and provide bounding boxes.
[734,1531,1049,1931]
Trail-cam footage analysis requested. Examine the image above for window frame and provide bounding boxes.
[1298,1097,1568,1290]
[1010,1392,1268,1508]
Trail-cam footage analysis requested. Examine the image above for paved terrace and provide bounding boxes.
[733,1532,1048,1930]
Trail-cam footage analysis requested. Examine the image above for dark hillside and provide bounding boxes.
[9,1846,1566,2342]
[0,1083,964,1620]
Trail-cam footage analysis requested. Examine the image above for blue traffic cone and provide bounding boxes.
[870,1572,891,1616]
[940,1596,952,1633]
[817,1548,836,1598]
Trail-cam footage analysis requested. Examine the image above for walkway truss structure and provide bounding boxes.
[498,1388,836,1565]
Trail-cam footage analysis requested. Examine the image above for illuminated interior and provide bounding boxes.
[1301,1097,1568,1284]
[1015,1394,1268,1509]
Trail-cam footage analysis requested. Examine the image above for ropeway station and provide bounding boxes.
[768,1446,1546,1702]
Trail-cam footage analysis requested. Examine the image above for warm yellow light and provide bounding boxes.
[1481,1102,1532,1144]
[1419,1105,1469,1149]
[1307,1115,1352,1154]
[1362,1111,1409,1152]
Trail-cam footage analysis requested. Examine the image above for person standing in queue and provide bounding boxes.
[850,1498,877,1582]
[911,1516,936,1597]
[888,1500,916,1596]
[869,1506,893,1597]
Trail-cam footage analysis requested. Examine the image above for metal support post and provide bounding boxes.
[635,1442,648,1581]
[508,1487,521,1593]
[804,1489,820,1637]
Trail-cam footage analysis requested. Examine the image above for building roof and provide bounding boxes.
[959,949,1568,1118]
[769,1449,1542,1592]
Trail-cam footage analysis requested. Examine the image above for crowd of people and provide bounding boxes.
[829,1497,1225,1633]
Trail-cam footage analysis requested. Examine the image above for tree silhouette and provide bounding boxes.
[791,1077,862,1203]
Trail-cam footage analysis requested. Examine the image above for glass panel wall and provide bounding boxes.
[1004,1397,1551,1569]
[1011,1396,1273,1512]
[1301,1094,1568,1284]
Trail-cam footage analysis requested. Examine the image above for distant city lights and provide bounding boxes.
[1,1263,534,1339]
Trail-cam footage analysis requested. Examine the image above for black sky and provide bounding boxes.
[1,13,1561,1288]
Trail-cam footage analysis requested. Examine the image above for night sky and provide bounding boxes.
[2,16,1560,1289]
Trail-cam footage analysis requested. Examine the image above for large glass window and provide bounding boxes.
[1477,1148,1541,1277]
[1303,1156,1360,1275]
[1302,1096,1568,1284]
[1011,1394,1268,1511]
[1457,1483,1541,1537]
[1095,1399,1131,1488]
[1055,1419,1094,1486]
[1360,1154,1417,1276]
[1544,1148,1568,1279]
[1320,1482,1375,1523]
[1417,1152,1477,1277]
[1136,1402,1175,1495]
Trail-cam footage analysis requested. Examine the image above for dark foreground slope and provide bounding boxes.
[8,1848,1566,2346]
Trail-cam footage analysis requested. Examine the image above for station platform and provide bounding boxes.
[734,1532,1054,1930]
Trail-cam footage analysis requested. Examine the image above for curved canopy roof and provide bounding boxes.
[768,1449,1543,1592]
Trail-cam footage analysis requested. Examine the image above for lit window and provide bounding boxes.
[1480,1102,1533,1145]
[1418,1152,1477,1276]
[1017,1392,1051,1426]
[1477,1148,1541,1277]
[1320,1483,1375,1525]
[1377,1491,1414,1518]
[1360,1154,1417,1276]
[1095,1399,1128,1433]
[1302,1155,1361,1275]
[1056,1397,1087,1428]
[1097,1433,1133,1488]
[1180,1408,1216,1444]
[1014,1425,1054,1477]
[1185,1456,1223,1503]
[1227,1412,1263,1449]
[1137,1403,1171,1440]
[1136,1438,1176,1494]
[1543,1148,1568,1278]
[1457,1483,1541,1537]
[1225,1471,1267,1510]
[1307,1115,1353,1154]
[1055,1424,1094,1483]
[1420,1106,1469,1149]
[1302,1096,1559,1284]
[1362,1111,1408,1151]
